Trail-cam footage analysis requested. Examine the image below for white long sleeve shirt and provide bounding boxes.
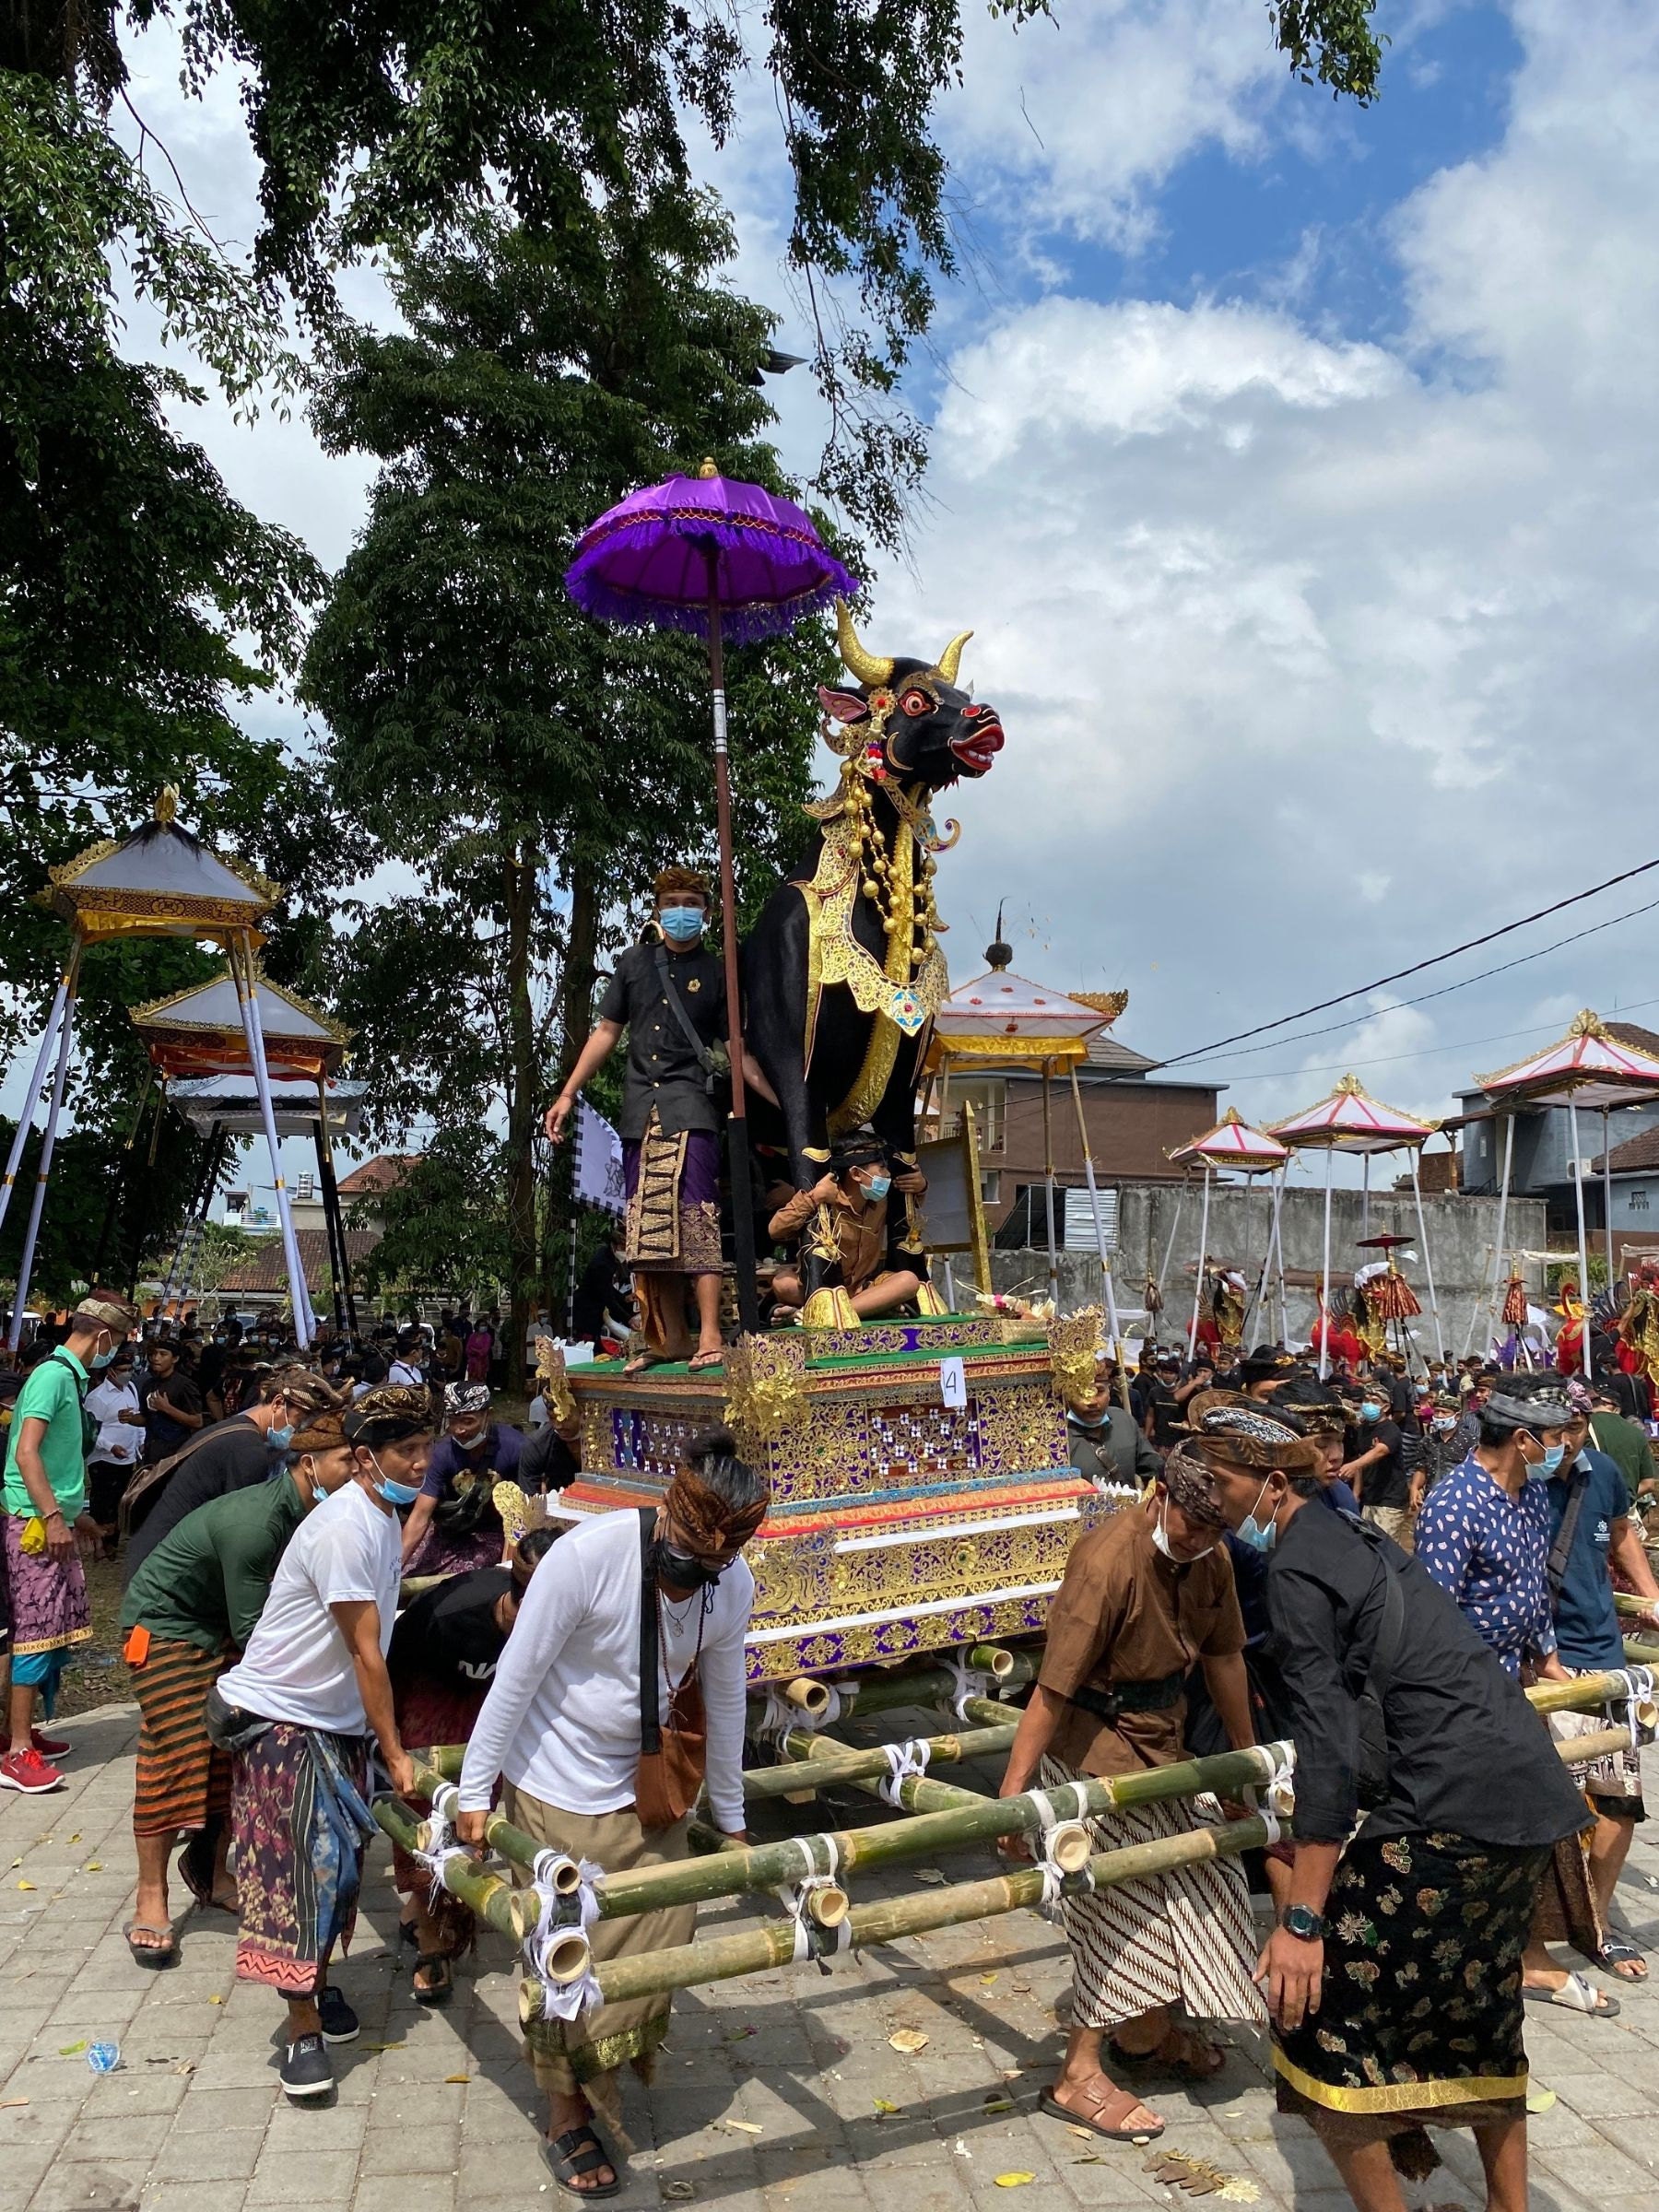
[456,1506,755,1834]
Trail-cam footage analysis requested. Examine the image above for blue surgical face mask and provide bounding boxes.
[1236,1477,1279,1553]
[864,1173,891,1201]
[1073,1407,1108,1430]
[1359,1400,1382,1423]
[90,1335,120,1370]
[366,1451,421,1507]
[659,907,704,944]
[265,1422,294,1453]
[1530,1441,1567,1480]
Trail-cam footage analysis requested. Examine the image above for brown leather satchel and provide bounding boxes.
[633,1508,708,1830]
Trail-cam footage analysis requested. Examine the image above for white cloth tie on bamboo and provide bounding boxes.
[411,1782,471,1909]
[877,1737,932,1806]
[1618,1664,1654,1748]
[524,1848,605,2022]
[945,1652,998,1722]
[1026,1781,1094,1918]
[775,1838,851,1970]
[754,1681,847,1743]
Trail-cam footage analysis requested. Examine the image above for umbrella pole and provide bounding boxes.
[704,575,760,1337]
[1156,1183,1185,1311]
[1473,1113,1514,1362]
[1570,1094,1592,1377]
[1604,1105,1616,1290]
[1361,1152,1371,1240]
[1188,1162,1211,1363]
[1318,1149,1334,1382]
[1270,1166,1289,1345]
[7,943,83,1351]
[1409,1149,1446,1362]
[1041,1063,1059,1309]
[1069,1066,1127,1408]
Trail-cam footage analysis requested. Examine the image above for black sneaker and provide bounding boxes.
[316,1985,359,2045]
[280,2032,334,2100]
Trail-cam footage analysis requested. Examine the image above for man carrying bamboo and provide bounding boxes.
[998,1436,1268,2144]
[455,1427,767,2196]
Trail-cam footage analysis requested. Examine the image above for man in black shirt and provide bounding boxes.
[387,1529,558,2000]
[1195,1424,1587,2212]
[545,868,728,1373]
[571,1231,630,1346]
[1341,1390,1421,1550]
[123,1369,344,1580]
[139,1340,204,1463]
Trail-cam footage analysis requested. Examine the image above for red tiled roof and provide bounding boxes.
[1594,1126,1659,1177]
[336,1154,418,1197]
[1606,1022,1659,1058]
[217,1230,382,1295]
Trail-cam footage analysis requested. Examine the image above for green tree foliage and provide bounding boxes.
[302,202,835,1337]
[1267,1,1387,101]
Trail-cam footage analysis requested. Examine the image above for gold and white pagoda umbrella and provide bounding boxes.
[924,939,1129,1361]
[1268,1077,1441,1379]
[1472,1012,1659,1376]
[1166,1111,1288,1360]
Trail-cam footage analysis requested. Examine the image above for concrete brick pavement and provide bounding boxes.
[3,1704,1656,2212]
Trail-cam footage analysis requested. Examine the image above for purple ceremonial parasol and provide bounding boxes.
[564,461,858,1335]
[565,464,858,643]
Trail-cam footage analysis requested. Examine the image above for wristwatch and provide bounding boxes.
[1281,1903,1329,1941]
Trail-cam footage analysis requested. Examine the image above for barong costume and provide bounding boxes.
[1035,1491,1265,2033]
[598,941,726,1346]
[1265,1501,1587,2147]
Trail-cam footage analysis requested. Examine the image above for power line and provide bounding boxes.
[1200,991,1659,1088]
[1179,890,1659,1074]
[1159,854,1659,1069]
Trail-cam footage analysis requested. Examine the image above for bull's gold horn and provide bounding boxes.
[835,599,895,688]
[935,629,973,685]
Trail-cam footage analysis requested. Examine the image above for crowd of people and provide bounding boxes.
[4,1256,1657,2212]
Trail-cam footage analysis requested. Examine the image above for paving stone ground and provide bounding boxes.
[4,1704,1657,2212]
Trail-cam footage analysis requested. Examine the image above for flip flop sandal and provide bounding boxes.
[543,2124,622,2198]
[1595,1936,1648,1981]
[124,1921,176,1971]
[622,1351,667,1377]
[412,1952,453,2006]
[174,1835,234,1914]
[687,1349,725,1372]
[1524,1971,1619,2018]
[1038,2086,1164,2145]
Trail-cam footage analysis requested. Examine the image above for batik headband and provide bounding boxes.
[1160,1442,1229,1530]
[445,1382,492,1417]
[344,1384,437,1447]
[663,1462,770,1548]
[1183,1390,1321,1473]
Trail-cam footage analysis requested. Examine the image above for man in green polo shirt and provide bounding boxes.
[3,1296,137,1795]
[118,1406,357,1965]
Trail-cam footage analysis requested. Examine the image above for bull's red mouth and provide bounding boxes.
[949,721,1004,776]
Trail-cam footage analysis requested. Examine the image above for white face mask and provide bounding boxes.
[1151,1497,1216,1563]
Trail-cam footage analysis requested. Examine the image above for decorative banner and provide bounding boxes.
[573,1100,625,1216]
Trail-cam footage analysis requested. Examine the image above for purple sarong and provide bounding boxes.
[2,1514,90,1658]
[622,1113,722,1276]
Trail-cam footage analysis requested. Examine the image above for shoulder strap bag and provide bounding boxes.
[653,947,731,1109]
[633,1506,709,1831]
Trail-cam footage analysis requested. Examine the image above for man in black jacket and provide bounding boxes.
[1194,1406,1588,2212]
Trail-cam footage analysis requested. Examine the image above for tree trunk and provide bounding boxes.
[504,842,540,1394]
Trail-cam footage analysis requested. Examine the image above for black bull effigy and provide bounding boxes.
[742,601,1003,1323]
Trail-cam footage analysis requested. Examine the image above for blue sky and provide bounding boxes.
[18,1,1658,1203]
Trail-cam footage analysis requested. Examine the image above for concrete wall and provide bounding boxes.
[977,1179,1549,1357]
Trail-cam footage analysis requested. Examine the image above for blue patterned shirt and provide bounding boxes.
[1414,1452,1556,1677]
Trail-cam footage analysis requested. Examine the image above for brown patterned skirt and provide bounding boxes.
[132,1637,230,1839]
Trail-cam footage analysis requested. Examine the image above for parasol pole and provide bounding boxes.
[1187,1161,1212,1363]
[1360,1152,1371,1240]
[1407,1148,1446,1361]
[1569,1092,1592,1377]
[1068,1065,1128,1409]
[0,960,76,1245]
[7,944,83,1351]
[229,939,312,1348]
[1269,1164,1289,1346]
[1603,1105,1616,1290]
[1470,1112,1514,1361]
[703,555,761,1337]
[1155,1182,1185,1312]
[1317,1147,1335,1381]
[1041,1063,1059,1309]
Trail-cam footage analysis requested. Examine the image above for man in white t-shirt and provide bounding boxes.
[211,1385,434,2104]
[456,1427,767,2196]
[84,1346,144,1556]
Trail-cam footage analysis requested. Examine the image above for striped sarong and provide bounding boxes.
[132,1636,230,1839]
[1040,1755,1266,2030]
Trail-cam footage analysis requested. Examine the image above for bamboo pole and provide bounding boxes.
[594,1809,1276,2006]
[746,1720,1018,1802]
[372,1794,522,1939]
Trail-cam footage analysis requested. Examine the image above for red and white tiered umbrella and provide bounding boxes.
[1473,1011,1659,1374]
[1166,1111,1288,1359]
[1268,1077,1441,1379]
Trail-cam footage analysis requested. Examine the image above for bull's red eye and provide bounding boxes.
[900,688,932,717]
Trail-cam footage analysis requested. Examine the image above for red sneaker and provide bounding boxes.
[30,1729,70,1760]
[0,1747,64,1794]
